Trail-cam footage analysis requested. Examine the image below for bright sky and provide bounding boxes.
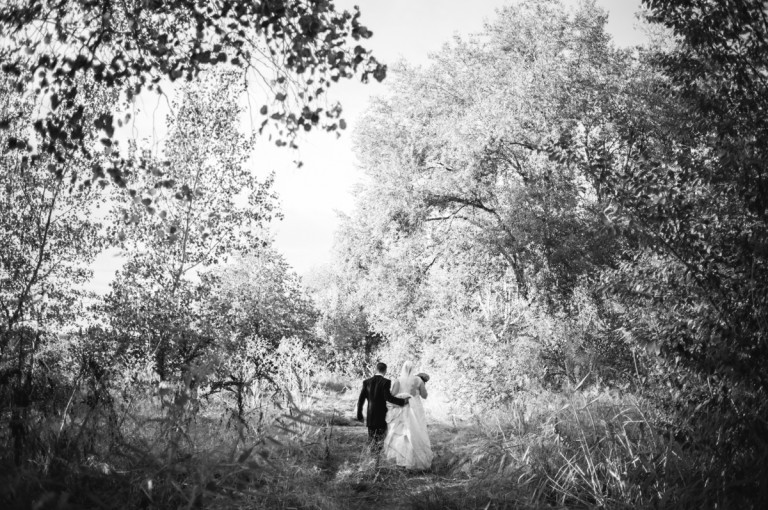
[88,0,646,293]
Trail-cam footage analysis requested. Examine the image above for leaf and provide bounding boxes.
[95,113,115,138]
[373,64,387,82]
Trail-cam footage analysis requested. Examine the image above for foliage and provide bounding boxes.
[624,0,768,393]
[339,0,633,401]
[0,73,109,464]
[304,263,382,365]
[199,249,320,421]
[0,73,108,339]
[104,69,277,381]
[0,0,387,185]
[113,70,277,258]
[538,2,768,495]
[204,248,318,348]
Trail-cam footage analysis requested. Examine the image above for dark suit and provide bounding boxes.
[357,374,407,451]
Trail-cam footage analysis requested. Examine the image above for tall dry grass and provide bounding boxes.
[4,372,763,509]
[0,363,366,509]
[407,385,764,509]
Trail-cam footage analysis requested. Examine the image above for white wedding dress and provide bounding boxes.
[383,363,433,470]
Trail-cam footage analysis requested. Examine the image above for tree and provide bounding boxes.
[552,2,768,499]
[105,70,277,380]
[304,263,381,363]
[342,0,630,398]
[0,73,109,464]
[624,0,768,387]
[198,247,319,418]
[537,0,768,419]
[0,0,387,185]
[204,248,318,348]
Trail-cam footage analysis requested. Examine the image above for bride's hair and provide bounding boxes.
[400,361,415,378]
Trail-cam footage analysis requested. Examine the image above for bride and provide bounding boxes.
[383,361,433,470]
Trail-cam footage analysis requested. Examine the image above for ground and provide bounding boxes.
[207,381,511,510]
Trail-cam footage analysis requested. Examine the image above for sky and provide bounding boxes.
[88,0,647,293]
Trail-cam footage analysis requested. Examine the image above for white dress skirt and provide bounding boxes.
[383,390,434,469]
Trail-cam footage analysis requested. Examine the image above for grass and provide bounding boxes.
[2,377,760,509]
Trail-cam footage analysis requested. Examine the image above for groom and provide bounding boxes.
[356,362,409,454]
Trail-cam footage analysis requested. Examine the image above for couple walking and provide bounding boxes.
[356,361,433,470]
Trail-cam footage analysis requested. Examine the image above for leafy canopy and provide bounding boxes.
[0,0,387,183]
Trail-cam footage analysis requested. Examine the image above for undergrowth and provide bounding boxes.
[2,379,766,509]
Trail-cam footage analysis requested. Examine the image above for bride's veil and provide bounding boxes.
[400,361,415,379]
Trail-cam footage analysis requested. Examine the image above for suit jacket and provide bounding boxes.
[357,374,407,429]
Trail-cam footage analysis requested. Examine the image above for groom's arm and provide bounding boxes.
[356,381,367,421]
[384,380,408,406]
